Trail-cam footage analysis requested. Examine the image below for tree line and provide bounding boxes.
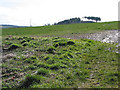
[84,16,101,22]
[54,18,81,25]
[44,16,101,26]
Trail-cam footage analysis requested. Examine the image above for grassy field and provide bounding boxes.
[2,21,118,36]
[2,36,119,88]
[2,21,119,88]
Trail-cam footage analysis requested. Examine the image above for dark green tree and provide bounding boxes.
[84,16,101,22]
[54,17,81,25]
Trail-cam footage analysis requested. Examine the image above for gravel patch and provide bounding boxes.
[62,30,119,44]
[61,30,119,53]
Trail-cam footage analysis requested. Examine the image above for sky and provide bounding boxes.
[0,0,119,26]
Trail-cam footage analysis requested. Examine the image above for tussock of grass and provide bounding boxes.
[8,43,22,50]
[19,74,45,88]
[36,68,50,76]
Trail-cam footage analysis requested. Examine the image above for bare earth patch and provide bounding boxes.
[61,30,119,44]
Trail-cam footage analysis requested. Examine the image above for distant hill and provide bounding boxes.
[0,24,28,29]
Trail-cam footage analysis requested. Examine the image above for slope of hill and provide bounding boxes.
[2,21,118,36]
[2,21,119,88]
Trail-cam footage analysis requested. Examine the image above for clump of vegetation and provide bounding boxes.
[27,65,37,70]
[67,40,75,45]
[8,43,22,50]
[6,68,21,73]
[20,39,27,44]
[36,68,50,76]
[22,36,33,42]
[53,40,75,48]
[4,41,12,45]
[37,62,50,69]
[58,42,67,46]
[50,63,68,70]
[24,56,38,64]
[47,46,56,53]
[22,42,29,46]
[19,74,45,88]
[2,36,119,88]
[44,56,50,61]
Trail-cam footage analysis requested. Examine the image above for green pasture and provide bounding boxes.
[2,21,118,36]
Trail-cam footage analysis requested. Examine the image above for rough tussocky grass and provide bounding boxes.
[2,36,119,88]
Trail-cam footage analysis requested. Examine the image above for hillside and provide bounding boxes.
[2,21,119,88]
[2,21,118,36]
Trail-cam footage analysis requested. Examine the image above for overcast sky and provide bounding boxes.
[0,0,119,26]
